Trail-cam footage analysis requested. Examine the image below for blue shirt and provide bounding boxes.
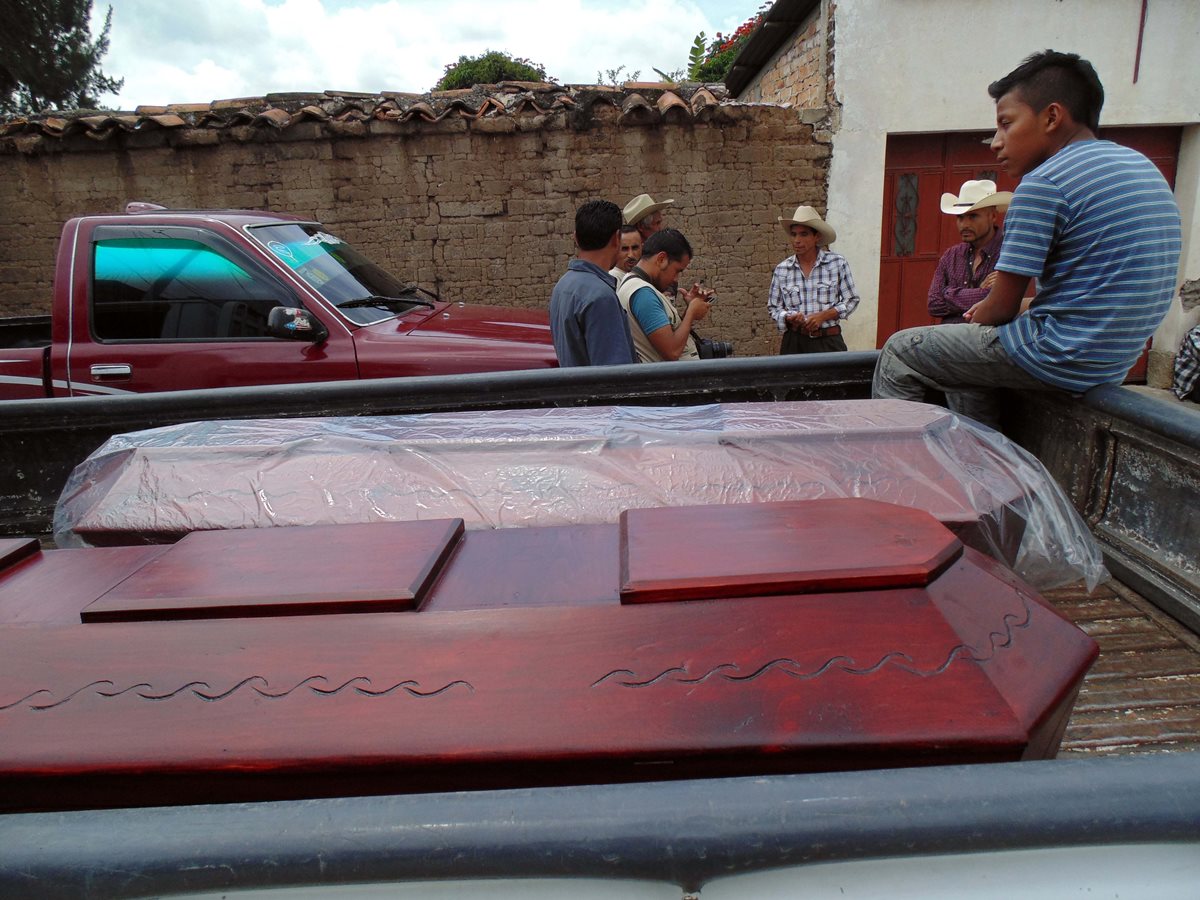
[629,286,671,335]
[997,140,1182,392]
[549,260,636,367]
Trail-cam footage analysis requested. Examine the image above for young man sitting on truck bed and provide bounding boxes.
[872,49,1182,429]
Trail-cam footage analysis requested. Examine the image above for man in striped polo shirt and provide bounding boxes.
[873,50,1182,428]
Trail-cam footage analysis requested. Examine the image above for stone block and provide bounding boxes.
[1146,349,1175,390]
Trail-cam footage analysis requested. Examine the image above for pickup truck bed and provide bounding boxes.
[1051,578,1200,756]
[0,315,50,348]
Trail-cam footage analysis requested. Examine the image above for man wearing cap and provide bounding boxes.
[768,206,860,354]
[624,194,675,243]
[549,199,636,368]
[928,180,1012,324]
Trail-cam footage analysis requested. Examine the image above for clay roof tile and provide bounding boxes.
[620,93,655,116]
[333,107,369,123]
[689,87,719,110]
[211,97,268,111]
[657,91,690,115]
[164,103,213,115]
[144,114,187,128]
[400,101,438,122]
[0,84,749,145]
[293,105,330,122]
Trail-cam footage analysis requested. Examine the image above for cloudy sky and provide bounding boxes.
[92,0,760,109]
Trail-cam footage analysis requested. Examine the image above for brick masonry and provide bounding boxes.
[0,91,831,359]
[738,3,828,109]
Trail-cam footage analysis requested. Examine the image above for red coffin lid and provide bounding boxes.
[81,520,465,623]
[619,499,962,604]
[0,538,39,572]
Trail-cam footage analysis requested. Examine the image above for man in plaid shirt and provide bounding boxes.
[928,180,1012,324]
[768,206,860,354]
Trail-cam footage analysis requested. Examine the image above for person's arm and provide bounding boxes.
[927,251,956,318]
[831,255,861,320]
[767,270,791,333]
[642,286,711,361]
[963,270,1032,325]
[801,306,840,335]
[940,283,992,315]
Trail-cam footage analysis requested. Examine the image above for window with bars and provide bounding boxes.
[893,174,919,257]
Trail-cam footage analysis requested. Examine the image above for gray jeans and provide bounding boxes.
[872,323,1056,428]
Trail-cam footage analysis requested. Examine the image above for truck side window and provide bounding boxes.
[92,237,289,340]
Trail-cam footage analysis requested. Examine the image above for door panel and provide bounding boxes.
[67,226,358,395]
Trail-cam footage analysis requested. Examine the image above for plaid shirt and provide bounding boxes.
[927,227,1005,322]
[1173,325,1200,400]
[767,250,860,333]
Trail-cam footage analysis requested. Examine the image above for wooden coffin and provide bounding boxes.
[0,499,1098,812]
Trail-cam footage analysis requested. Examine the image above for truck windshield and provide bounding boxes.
[249,223,437,325]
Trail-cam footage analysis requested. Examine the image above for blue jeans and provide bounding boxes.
[872,324,1056,428]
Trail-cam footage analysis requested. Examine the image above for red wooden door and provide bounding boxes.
[876,127,1182,362]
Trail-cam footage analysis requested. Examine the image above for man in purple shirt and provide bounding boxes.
[927,180,1012,324]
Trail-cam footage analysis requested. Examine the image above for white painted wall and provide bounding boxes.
[825,0,1200,354]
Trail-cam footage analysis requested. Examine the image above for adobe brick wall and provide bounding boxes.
[0,92,831,358]
[738,3,828,109]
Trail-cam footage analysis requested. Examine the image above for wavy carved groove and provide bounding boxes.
[592,594,1034,689]
[0,674,473,712]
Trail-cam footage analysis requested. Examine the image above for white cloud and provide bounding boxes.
[93,0,756,107]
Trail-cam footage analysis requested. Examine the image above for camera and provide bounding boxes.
[696,337,734,359]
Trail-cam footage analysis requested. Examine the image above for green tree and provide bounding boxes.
[0,0,123,115]
[435,50,552,91]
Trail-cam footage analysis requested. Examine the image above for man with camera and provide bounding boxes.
[616,228,714,362]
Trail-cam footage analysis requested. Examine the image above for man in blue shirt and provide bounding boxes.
[549,200,636,367]
[873,50,1182,428]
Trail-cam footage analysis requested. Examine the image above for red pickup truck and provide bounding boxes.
[0,207,557,399]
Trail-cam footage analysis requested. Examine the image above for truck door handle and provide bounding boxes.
[90,364,132,379]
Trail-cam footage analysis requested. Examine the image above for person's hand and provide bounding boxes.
[963,301,980,322]
[981,271,998,290]
[686,288,713,322]
[802,310,833,335]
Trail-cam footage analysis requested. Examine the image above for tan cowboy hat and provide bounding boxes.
[624,193,675,226]
[777,205,836,246]
[940,179,1013,215]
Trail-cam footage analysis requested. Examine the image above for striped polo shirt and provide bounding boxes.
[997,140,1182,392]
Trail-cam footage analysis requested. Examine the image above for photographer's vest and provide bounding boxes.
[616,273,699,363]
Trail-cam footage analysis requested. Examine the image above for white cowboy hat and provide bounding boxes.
[940,179,1013,215]
[777,205,836,246]
[623,193,675,226]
